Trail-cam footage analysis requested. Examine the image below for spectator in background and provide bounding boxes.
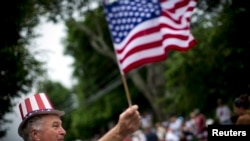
[141,111,153,130]
[181,112,196,141]
[131,129,147,141]
[230,114,239,125]
[192,109,207,141]
[165,127,180,141]
[123,136,132,141]
[233,94,250,124]
[165,114,183,141]
[155,122,166,141]
[143,125,159,141]
[215,98,232,125]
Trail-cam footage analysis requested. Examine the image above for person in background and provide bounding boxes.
[155,122,166,141]
[230,114,239,125]
[168,114,183,140]
[141,111,153,130]
[181,112,196,141]
[143,125,159,141]
[233,94,250,125]
[17,92,141,141]
[192,109,207,141]
[215,98,232,125]
[123,135,132,141]
[165,126,180,141]
[165,114,183,141]
[131,129,147,141]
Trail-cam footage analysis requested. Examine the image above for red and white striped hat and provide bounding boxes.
[18,92,64,136]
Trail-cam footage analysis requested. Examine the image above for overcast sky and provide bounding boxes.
[2,19,73,141]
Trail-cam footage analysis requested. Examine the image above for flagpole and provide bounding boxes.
[121,74,132,107]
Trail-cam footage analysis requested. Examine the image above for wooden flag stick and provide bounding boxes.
[121,74,132,107]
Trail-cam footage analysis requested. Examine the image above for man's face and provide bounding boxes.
[36,114,66,141]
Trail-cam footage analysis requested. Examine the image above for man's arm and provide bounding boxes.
[99,105,141,141]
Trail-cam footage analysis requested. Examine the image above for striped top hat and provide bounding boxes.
[18,93,65,136]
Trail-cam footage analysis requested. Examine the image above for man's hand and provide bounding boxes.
[116,105,141,138]
[99,105,141,141]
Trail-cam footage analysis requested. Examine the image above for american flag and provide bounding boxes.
[103,0,197,74]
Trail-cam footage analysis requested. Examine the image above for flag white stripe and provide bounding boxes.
[121,46,165,69]
[115,16,191,51]
[115,27,192,59]
[162,33,194,48]
[121,36,193,69]
[161,0,197,18]
[114,17,159,50]
[115,32,162,59]
[161,0,197,10]
[160,0,179,9]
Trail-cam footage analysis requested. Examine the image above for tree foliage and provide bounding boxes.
[0,0,46,137]
[0,0,90,137]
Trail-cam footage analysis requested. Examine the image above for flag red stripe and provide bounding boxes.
[123,39,196,73]
[123,55,167,73]
[167,0,190,13]
[161,12,185,26]
[120,35,195,65]
[116,22,189,54]
[119,32,191,64]
[160,20,189,31]
[116,25,161,53]
[117,22,192,63]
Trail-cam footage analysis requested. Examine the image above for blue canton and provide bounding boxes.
[104,0,162,44]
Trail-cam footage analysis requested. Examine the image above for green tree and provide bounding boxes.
[0,1,45,137]
[0,0,107,139]
[0,0,89,137]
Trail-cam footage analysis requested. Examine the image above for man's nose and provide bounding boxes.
[60,127,67,135]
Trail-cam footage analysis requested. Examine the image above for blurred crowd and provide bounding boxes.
[121,94,250,141]
[88,94,249,141]
[123,109,208,141]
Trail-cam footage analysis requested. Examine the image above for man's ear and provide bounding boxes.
[30,129,40,141]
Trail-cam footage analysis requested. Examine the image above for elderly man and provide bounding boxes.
[18,93,141,141]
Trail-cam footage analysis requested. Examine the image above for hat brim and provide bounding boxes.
[18,109,64,137]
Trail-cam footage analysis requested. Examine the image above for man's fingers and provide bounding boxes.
[128,105,139,115]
